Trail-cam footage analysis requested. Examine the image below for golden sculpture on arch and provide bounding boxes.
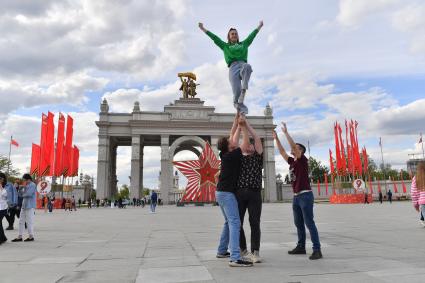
[178,72,199,98]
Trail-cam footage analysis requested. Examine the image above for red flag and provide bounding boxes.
[338,123,346,175]
[334,123,342,174]
[39,113,49,176]
[11,139,19,147]
[46,112,55,176]
[401,172,407,194]
[324,173,329,195]
[30,144,41,175]
[392,177,398,193]
[329,149,335,176]
[363,147,369,174]
[71,146,79,176]
[55,113,65,177]
[63,115,74,176]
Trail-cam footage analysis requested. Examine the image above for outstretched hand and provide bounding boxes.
[198,22,206,32]
[258,20,264,30]
[281,122,288,134]
[238,115,246,126]
[272,130,278,140]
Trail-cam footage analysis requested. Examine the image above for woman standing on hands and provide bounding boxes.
[199,21,263,115]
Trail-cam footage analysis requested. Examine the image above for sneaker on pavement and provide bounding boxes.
[420,220,425,227]
[11,238,23,242]
[24,237,34,242]
[216,252,230,258]
[309,250,323,260]
[240,249,249,257]
[229,259,253,267]
[288,246,306,255]
[6,226,13,230]
[251,250,262,263]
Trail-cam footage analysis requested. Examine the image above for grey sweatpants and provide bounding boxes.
[229,61,252,114]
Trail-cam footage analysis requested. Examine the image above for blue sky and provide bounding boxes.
[1,0,425,189]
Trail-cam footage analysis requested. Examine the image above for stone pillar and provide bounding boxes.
[109,145,118,198]
[210,136,219,157]
[130,135,142,199]
[139,143,144,198]
[263,135,278,202]
[96,136,110,200]
[160,135,172,204]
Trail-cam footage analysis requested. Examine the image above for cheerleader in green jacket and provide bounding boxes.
[199,21,263,114]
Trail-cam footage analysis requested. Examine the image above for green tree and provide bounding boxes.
[115,184,130,199]
[308,157,329,183]
[0,155,20,177]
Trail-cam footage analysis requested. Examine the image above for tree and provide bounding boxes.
[115,184,130,199]
[308,157,329,183]
[0,155,20,177]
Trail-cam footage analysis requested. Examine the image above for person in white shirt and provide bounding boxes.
[0,172,9,244]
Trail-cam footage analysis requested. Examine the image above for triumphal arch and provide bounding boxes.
[95,74,277,204]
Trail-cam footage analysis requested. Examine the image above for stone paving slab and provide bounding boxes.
[1,202,425,283]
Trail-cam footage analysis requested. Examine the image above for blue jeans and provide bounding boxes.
[229,61,252,115]
[216,191,241,261]
[293,191,321,251]
[150,202,157,212]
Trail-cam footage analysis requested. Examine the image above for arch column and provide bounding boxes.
[130,136,142,199]
[160,135,173,204]
[96,136,110,200]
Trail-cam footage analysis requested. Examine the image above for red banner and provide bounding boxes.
[63,115,74,176]
[30,144,41,175]
[330,193,373,204]
[55,113,65,177]
[39,113,49,176]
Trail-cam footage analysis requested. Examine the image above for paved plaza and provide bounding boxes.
[1,202,425,283]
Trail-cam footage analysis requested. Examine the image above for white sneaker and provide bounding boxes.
[420,220,425,227]
[251,250,262,263]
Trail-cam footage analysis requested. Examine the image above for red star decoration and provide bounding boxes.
[173,142,221,203]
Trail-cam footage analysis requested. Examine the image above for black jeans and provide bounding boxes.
[6,206,17,228]
[236,189,262,252]
[0,209,7,242]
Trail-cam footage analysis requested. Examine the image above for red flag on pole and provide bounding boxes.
[338,123,346,175]
[11,139,19,147]
[329,149,335,176]
[368,175,373,194]
[392,177,398,193]
[46,112,55,176]
[39,113,49,176]
[63,115,74,176]
[55,113,65,177]
[401,172,407,193]
[334,123,341,174]
[30,144,41,175]
[71,146,79,176]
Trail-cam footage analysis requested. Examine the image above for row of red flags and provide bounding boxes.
[329,120,369,177]
[315,172,408,195]
[30,112,79,177]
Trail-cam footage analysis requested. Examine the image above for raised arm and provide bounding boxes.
[243,20,263,47]
[245,118,263,154]
[229,112,240,139]
[199,22,226,50]
[272,130,289,162]
[238,116,250,152]
[282,122,301,159]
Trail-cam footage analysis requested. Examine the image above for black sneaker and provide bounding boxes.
[6,226,13,230]
[288,246,306,255]
[309,250,323,260]
[11,238,23,242]
[24,237,34,242]
[229,259,253,267]
[216,252,231,258]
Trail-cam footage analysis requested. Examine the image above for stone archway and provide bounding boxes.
[168,136,206,160]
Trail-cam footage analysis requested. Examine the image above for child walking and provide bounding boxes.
[199,21,263,114]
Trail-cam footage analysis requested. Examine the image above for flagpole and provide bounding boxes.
[421,133,424,159]
[379,137,388,192]
[7,136,12,175]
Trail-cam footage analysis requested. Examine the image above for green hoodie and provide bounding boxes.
[206,29,259,67]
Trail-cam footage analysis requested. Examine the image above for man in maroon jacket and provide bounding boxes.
[273,122,322,260]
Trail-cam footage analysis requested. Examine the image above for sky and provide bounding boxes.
[1,0,424,190]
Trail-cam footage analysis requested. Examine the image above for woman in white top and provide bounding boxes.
[0,174,9,244]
